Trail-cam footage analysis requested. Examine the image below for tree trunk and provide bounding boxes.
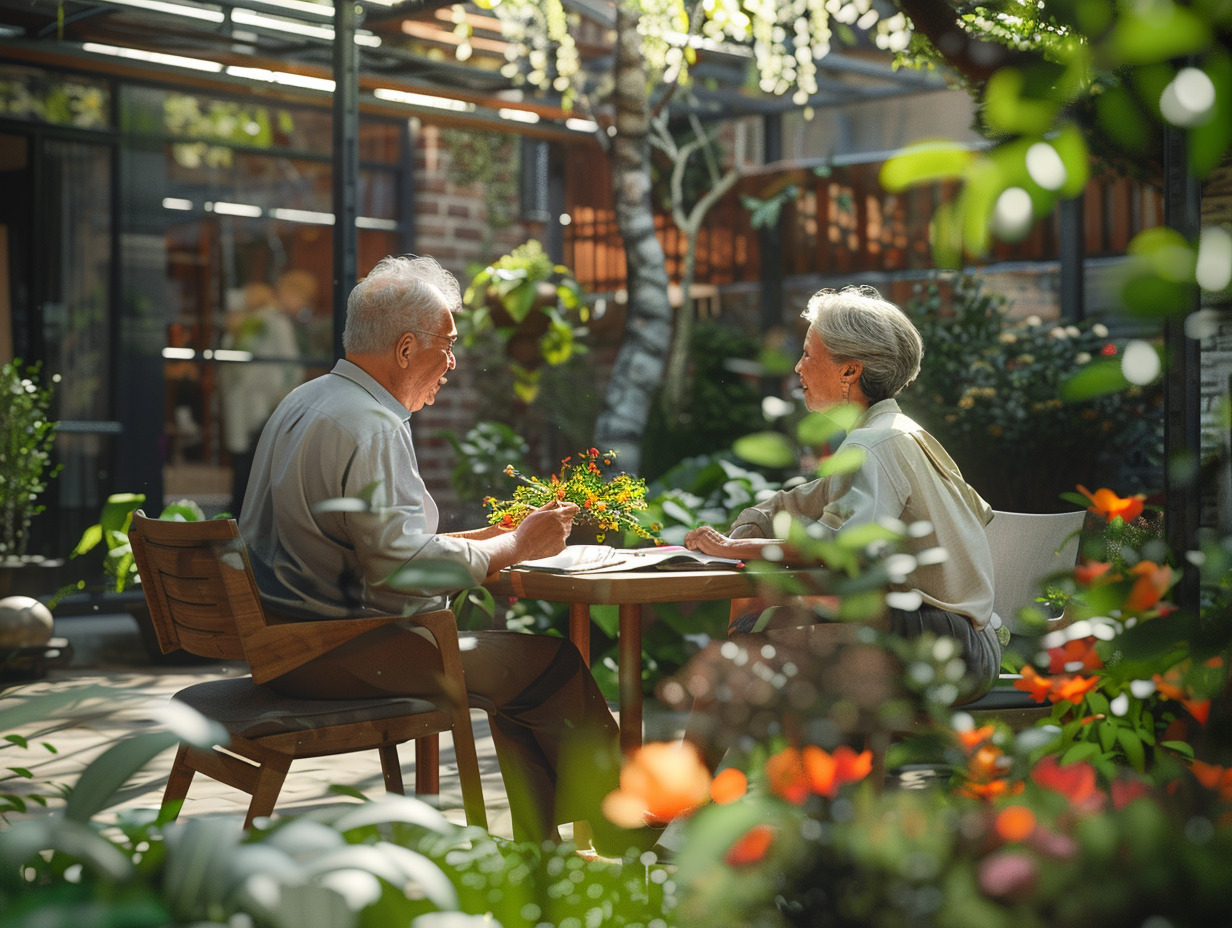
[591,0,673,475]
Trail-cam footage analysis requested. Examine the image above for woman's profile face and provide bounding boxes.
[795,328,854,412]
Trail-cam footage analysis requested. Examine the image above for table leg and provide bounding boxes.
[618,602,643,753]
[569,604,591,666]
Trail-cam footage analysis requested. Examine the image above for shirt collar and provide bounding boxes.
[329,359,411,423]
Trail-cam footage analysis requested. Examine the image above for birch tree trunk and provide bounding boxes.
[591,0,673,474]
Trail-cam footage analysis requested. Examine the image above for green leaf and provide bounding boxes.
[1060,358,1131,401]
[983,67,1061,135]
[1109,4,1211,64]
[819,446,866,477]
[1116,727,1147,771]
[1061,741,1102,764]
[65,731,182,822]
[880,141,974,191]
[384,559,479,596]
[100,493,146,535]
[732,431,796,469]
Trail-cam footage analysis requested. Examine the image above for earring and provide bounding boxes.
[841,382,850,403]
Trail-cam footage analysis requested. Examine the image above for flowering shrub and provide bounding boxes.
[900,275,1162,511]
[484,447,662,544]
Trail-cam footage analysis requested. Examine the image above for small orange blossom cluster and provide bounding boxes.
[601,740,872,867]
[483,448,661,543]
[955,725,1022,800]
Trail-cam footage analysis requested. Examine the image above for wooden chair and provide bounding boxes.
[128,511,487,829]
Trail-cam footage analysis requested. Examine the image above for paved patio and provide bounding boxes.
[3,613,522,838]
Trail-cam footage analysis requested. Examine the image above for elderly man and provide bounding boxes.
[239,254,620,846]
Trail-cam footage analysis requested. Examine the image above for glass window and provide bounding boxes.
[0,64,110,129]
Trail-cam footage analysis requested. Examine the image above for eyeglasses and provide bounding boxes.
[407,328,458,351]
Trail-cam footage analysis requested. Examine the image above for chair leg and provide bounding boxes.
[161,744,197,821]
[866,731,890,795]
[379,744,405,795]
[450,709,488,831]
[244,756,292,829]
[415,735,440,795]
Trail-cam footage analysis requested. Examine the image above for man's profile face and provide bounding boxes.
[402,297,458,412]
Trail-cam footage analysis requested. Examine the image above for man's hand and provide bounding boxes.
[684,525,738,557]
[514,500,579,562]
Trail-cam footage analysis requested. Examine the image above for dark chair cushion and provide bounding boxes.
[173,677,444,739]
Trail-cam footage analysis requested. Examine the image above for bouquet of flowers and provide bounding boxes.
[484,448,662,544]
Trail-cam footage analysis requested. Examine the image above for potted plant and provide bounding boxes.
[0,359,60,594]
[461,240,588,403]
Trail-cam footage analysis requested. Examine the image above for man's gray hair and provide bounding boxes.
[343,255,461,355]
[802,285,923,402]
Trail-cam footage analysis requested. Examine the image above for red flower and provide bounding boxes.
[1047,637,1103,675]
[1076,485,1145,522]
[1031,755,1105,813]
[1101,343,1118,356]
[725,824,775,866]
[1110,776,1152,810]
[1073,561,1114,586]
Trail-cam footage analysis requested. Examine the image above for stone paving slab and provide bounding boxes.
[2,660,520,839]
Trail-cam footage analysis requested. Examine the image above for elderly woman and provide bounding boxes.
[682,285,1001,718]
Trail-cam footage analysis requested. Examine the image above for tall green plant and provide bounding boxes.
[0,359,60,560]
[899,275,1163,512]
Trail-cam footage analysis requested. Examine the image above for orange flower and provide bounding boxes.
[765,747,811,804]
[601,742,712,828]
[710,768,748,805]
[499,513,515,529]
[1124,561,1173,612]
[765,744,872,804]
[1189,760,1232,802]
[725,824,775,866]
[959,779,1023,800]
[1076,485,1145,522]
[957,725,997,752]
[807,744,873,799]
[1014,665,1099,705]
[1013,666,1054,703]
[1052,674,1101,704]
[995,806,1037,842]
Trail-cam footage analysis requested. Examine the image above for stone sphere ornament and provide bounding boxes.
[0,595,55,649]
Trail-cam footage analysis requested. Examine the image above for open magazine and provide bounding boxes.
[515,544,744,574]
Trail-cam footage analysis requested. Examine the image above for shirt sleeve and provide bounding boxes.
[730,444,908,539]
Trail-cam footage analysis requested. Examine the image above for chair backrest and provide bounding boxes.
[985,509,1086,631]
[128,510,264,662]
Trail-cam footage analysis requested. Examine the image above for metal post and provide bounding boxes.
[1058,193,1085,322]
[332,0,359,360]
[760,111,784,395]
[1162,124,1202,609]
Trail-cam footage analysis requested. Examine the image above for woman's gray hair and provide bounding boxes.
[343,255,461,354]
[803,285,923,402]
